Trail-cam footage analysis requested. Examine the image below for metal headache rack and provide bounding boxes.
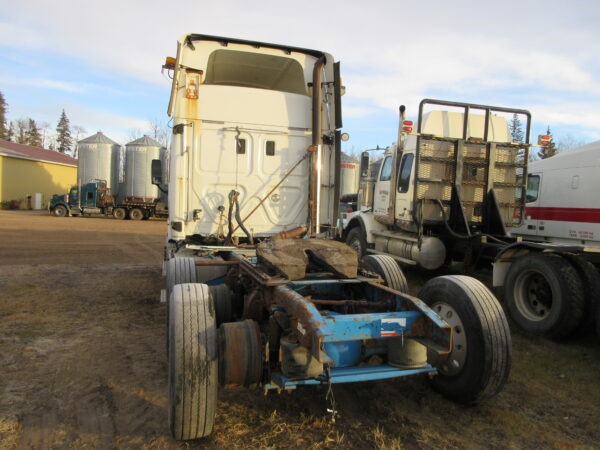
[414,99,531,231]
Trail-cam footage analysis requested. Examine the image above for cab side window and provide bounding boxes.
[526,175,540,203]
[397,153,414,193]
[379,156,392,181]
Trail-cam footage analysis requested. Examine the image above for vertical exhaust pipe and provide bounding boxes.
[387,105,407,225]
[310,55,326,235]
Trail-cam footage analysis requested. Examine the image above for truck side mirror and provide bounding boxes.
[360,152,370,178]
[151,159,163,185]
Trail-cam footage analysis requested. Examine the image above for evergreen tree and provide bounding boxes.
[27,119,43,147]
[509,113,524,143]
[0,91,8,140]
[538,126,557,159]
[56,109,72,154]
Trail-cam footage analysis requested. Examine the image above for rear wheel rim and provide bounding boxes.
[514,269,552,322]
[431,301,467,376]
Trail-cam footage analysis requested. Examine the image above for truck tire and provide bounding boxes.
[346,226,367,258]
[418,275,511,404]
[129,208,144,221]
[362,254,408,293]
[53,205,68,217]
[165,257,198,354]
[166,257,198,299]
[113,208,126,220]
[504,252,584,339]
[560,253,600,336]
[169,283,217,440]
[210,284,233,326]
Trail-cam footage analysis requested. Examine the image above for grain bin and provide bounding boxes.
[123,135,165,202]
[77,132,121,196]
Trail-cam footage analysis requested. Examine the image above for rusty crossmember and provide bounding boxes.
[269,285,334,364]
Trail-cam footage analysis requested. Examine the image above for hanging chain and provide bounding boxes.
[325,364,338,423]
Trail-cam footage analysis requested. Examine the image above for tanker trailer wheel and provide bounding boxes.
[504,252,584,339]
[166,257,198,353]
[418,275,511,404]
[129,207,144,221]
[53,205,68,217]
[346,227,367,258]
[169,283,217,440]
[113,208,126,220]
[362,254,408,293]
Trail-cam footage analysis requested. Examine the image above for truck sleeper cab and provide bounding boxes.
[163,34,343,252]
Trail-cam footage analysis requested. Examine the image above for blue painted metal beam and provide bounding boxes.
[264,364,436,389]
[321,311,422,342]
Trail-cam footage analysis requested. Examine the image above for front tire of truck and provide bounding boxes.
[113,208,126,220]
[53,205,68,217]
[362,254,408,293]
[418,275,511,404]
[168,283,217,440]
[346,226,367,258]
[504,252,584,339]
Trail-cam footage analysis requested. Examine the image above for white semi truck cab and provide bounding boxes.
[344,99,532,270]
[156,34,343,255]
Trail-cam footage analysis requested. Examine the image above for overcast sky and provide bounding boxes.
[1,0,599,151]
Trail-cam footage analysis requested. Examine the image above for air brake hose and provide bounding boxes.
[233,191,254,245]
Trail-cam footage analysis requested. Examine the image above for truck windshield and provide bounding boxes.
[203,49,307,95]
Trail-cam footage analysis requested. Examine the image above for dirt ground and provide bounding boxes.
[1,210,599,449]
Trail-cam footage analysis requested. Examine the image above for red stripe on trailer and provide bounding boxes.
[526,207,600,223]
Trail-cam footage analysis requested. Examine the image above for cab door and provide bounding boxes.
[81,185,97,207]
[520,172,542,236]
[395,152,415,222]
[373,155,392,216]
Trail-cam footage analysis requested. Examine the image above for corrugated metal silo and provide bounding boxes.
[77,132,121,196]
[123,135,165,202]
